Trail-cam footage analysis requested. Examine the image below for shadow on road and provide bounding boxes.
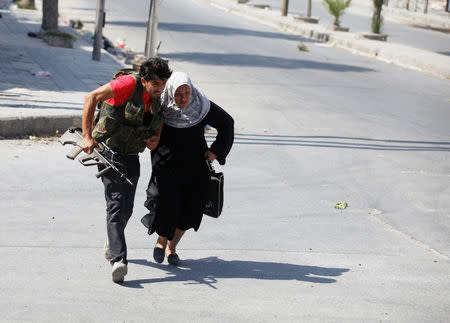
[123,257,350,289]
[107,21,308,42]
[162,52,374,72]
[217,133,450,151]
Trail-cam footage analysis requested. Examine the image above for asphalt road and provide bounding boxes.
[1,0,449,321]
[245,0,450,55]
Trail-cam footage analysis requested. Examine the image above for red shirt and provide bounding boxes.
[106,75,151,113]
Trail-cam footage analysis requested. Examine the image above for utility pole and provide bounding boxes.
[281,0,289,16]
[92,0,105,61]
[145,0,160,58]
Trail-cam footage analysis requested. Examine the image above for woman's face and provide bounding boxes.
[174,84,191,108]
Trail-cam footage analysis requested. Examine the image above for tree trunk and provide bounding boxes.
[374,5,382,21]
[423,0,429,13]
[334,16,340,27]
[307,0,312,17]
[42,0,58,32]
[372,0,383,33]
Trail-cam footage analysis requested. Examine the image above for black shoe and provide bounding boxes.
[167,253,180,266]
[153,247,165,263]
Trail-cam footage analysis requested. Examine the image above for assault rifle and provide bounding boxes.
[59,127,134,186]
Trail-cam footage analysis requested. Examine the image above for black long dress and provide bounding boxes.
[145,101,234,240]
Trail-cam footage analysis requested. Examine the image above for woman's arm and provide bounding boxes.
[205,101,234,165]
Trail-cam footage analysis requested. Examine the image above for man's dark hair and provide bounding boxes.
[139,57,172,81]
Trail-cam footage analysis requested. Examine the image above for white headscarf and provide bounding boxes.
[161,72,210,128]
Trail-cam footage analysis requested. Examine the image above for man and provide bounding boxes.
[81,57,172,283]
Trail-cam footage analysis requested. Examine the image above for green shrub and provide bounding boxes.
[323,0,351,27]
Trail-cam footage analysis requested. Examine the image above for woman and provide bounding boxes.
[144,72,234,266]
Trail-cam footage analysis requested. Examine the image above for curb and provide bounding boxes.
[0,115,81,138]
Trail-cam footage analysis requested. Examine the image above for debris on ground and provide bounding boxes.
[334,202,348,210]
[32,71,51,77]
[69,19,83,29]
[298,42,309,52]
[64,18,136,64]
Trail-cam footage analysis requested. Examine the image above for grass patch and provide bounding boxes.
[17,3,36,9]
[43,30,77,40]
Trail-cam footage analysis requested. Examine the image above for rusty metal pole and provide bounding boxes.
[145,0,160,58]
[282,0,289,16]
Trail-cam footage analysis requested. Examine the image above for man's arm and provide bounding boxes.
[81,83,114,154]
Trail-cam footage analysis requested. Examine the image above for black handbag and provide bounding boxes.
[203,161,224,218]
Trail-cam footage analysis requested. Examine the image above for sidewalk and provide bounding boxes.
[0,0,449,138]
[0,1,125,138]
[210,0,450,80]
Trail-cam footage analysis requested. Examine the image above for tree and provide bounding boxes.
[42,0,58,32]
[372,0,383,34]
[323,0,351,27]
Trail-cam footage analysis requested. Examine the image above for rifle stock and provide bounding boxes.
[59,127,134,186]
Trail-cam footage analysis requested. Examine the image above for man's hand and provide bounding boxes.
[144,136,160,150]
[82,136,97,154]
[205,150,217,162]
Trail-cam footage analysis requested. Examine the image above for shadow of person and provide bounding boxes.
[123,257,349,289]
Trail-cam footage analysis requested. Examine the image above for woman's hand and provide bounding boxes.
[205,150,217,162]
[145,136,160,150]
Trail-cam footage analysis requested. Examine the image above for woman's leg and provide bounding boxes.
[167,228,185,255]
[155,235,168,250]
[153,235,168,263]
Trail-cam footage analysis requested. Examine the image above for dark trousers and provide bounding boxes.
[100,155,140,264]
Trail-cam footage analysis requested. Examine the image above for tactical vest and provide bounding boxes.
[91,72,163,155]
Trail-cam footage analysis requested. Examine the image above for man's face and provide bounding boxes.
[174,84,191,108]
[141,77,167,98]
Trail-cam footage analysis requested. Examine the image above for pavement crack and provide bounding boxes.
[367,210,449,260]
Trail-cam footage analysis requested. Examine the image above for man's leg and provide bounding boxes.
[103,178,129,264]
[101,156,139,282]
